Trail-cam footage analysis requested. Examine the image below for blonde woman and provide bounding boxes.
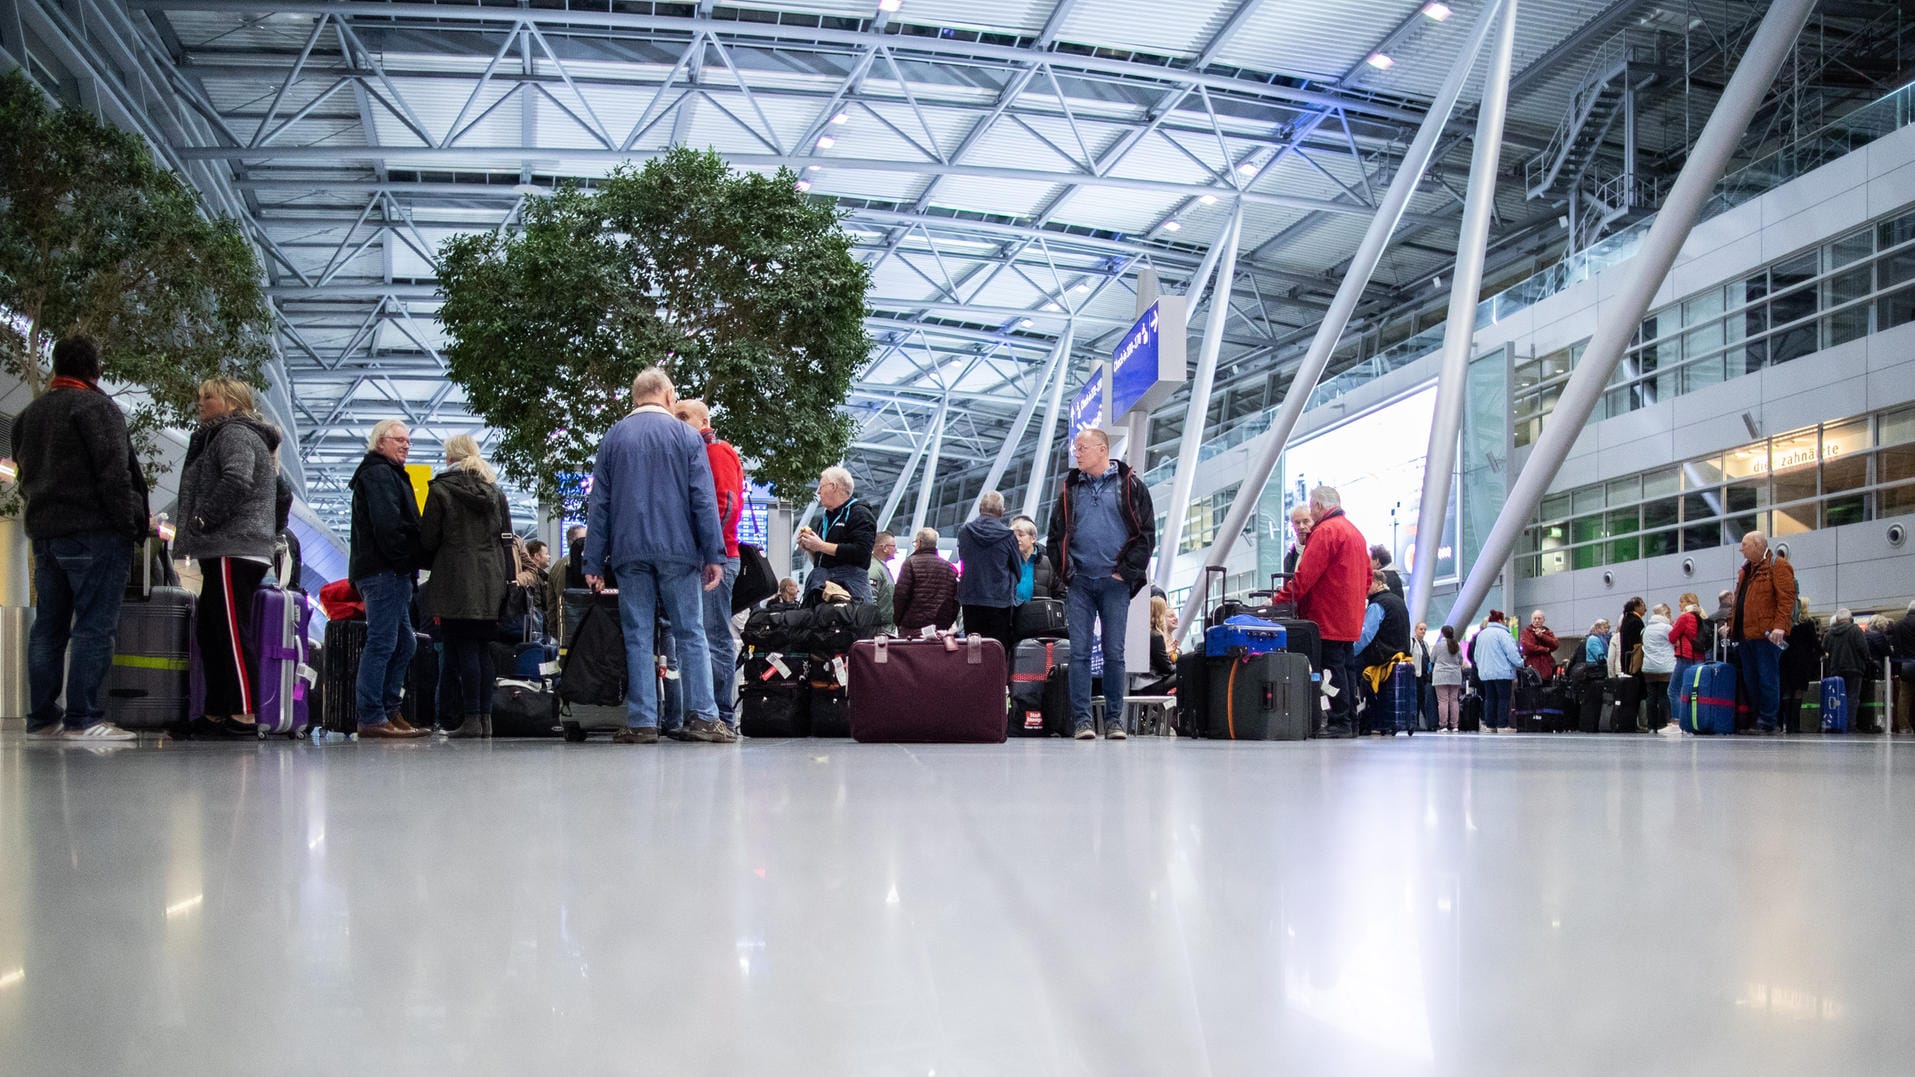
[420,434,513,738]
[1137,594,1178,694]
[175,377,280,738]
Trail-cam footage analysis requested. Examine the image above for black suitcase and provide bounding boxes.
[1578,677,1608,733]
[406,631,438,730]
[1460,691,1483,732]
[320,619,366,734]
[1012,598,1067,643]
[557,593,627,708]
[1174,650,1208,737]
[103,584,195,731]
[740,680,810,738]
[1604,676,1641,732]
[808,682,851,738]
[1010,638,1070,736]
[1203,651,1313,740]
[489,678,562,737]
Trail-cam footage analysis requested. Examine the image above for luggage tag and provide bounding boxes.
[873,637,889,664]
[767,654,792,679]
[296,663,318,687]
[539,660,561,677]
[833,656,849,686]
[919,625,938,641]
[965,635,982,665]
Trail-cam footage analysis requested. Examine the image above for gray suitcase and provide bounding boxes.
[1202,650,1314,740]
[103,584,195,730]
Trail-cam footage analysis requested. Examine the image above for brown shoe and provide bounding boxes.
[357,721,427,739]
[612,726,659,744]
[387,712,421,733]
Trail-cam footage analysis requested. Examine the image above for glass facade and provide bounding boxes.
[1520,405,1915,578]
[1514,207,1915,448]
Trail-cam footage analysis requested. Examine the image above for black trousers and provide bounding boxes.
[441,618,497,718]
[961,604,1017,659]
[195,557,268,717]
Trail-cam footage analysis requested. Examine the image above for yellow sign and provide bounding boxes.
[405,464,432,512]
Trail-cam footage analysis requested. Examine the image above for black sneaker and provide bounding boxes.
[612,726,659,744]
[1315,725,1357,739]
[660,726,695,742]
[1738,726,1781,736]
[1073,726,1096,740]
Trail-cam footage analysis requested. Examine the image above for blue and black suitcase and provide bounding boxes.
[1684,661,1737,735]
[1820,675,1849,733]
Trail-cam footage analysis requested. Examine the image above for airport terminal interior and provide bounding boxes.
[4,0,1915,1071]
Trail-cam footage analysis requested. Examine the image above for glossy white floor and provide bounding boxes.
[2,731,1912,1076]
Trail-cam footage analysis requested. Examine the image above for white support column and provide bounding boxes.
[908,395,950,536]
[1155,203,1244,589]
[1447,0,1818,629]
[1022,320,1075,520]
[1408,0,1518,628]
[979,338,1065,498]
[1176,0,1508,635]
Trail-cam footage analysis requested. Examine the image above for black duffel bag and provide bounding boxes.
[743,606,815,654]
[810,601,881,655]
[488,679,562,737]
[1013,598,1067,642]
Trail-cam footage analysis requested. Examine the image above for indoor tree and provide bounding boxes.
[436,146,871,514]
[0,69,272,493]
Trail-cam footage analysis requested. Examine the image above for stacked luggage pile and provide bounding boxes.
[1176,568,1321,741]
[1008,596,1070,737]
[735,600,883,738]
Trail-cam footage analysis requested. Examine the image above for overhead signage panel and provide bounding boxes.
[1108,296,1187,419]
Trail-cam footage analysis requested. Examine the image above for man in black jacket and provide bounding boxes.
[1044,428,1155,740]
[348,419,428,738]
[12,336,148,741]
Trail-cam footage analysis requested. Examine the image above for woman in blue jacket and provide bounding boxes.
[1473,610,1524,732]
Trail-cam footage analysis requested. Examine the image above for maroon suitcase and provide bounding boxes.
[848,634,1008,743]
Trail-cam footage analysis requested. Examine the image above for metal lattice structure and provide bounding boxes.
[3,0,1904,536]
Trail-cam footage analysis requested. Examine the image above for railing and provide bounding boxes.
[1143,78,1915,490]
[1523,38,1647,196]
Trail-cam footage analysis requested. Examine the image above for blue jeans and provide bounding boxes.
[354,571,417,726]
[1482,678,1512,730]
[28,532,132,731]
[614,560,716,729]
[702,556,740,727]
[1669,656,1697,726]
[1066,574,1131,732]
[1738,636,1782,731]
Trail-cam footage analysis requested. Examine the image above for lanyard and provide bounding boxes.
[821,498,858,538]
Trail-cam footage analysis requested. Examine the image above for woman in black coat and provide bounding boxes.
[420,434,513,738]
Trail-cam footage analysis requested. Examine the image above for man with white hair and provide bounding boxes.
[797,465,877,603]
[1283,505,1313,578]
[956,490,1024,654]
[1729,530,1797,736]
[347,418,430,738]
[583,367,731,744]
[1268,484,1372,738]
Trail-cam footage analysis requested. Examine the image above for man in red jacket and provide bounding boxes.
[675,399,745,733]
[1270,485,1371,737]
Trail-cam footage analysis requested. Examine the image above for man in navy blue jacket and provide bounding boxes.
[583,367,730,744]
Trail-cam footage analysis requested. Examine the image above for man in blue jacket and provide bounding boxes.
[956,490,1023,655]
[583,367,731,744]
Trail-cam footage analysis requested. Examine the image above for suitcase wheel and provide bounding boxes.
[562,722,587,743]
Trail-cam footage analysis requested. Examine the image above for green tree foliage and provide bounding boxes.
[437,147,871,513]
[0,69,272,481]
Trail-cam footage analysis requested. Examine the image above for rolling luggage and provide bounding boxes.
[1010,638,1070,736]
[1818,663,1848,733]
[1540,682,1576,733]
[488,679,562,737]
[103,544,195,732]
[252,587,314,738]
[1578,677,1609,734]
[1173,650,1208,738]
[1683,661,1737,735]
[1012,598,1067,643]
[1204,614,1286,658]
[1603,676,1641,733]
[1459,691,1483,732]
[1364,660,1418,737]
[1510,669,1547,732]
[406,631,439,731]
[740,680,810,738]
[320,619,366,734]
[1202,651,1313,740]
[847,634,1007,743]
[558,592,629,740]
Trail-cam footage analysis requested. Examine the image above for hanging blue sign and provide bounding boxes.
[1068,362,1108,442]
[1108,295,1187,419]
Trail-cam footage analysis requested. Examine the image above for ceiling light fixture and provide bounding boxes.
[1042,302,1061,312]
[805,164,821,172]
[1162,220,1183,232]
[830,111,849,125]
[816,135,836,149]
[1199,194,1218,205]
[1366,53,1395,70]
[1072,282,1090,293]
[1019,318,1034,328]
[878,0,902,11]
[795,180,812,192]
[1236,162,1258,176]
[1421,2,1452,20]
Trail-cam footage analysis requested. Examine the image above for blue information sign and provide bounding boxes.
[1107,296,1186,419]
[1068,362,1108,443]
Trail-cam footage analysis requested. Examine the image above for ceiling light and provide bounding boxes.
[1421,2,1452,20]
[816,135,836,149]
[830,111,849,125]
[805,164,821,172]
[1199,194,1218,205]
[1162,219,1183,232]
[1019,318,1034,327]
[795,180,812,192]
[1366,53,1394,70]
[1042,302,1061,312]
[1072,282,1090,293]
[1432,274,1444,289]
[878,0,902,11]
[1236,162,1258,176]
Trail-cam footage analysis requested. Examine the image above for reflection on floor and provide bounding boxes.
[2,732,1912,1075]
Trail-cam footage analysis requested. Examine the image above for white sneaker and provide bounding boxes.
[1658,723,1686,739]
[65,722,137,742]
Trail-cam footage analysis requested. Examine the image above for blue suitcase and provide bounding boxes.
[1684,661,1737,735]
[1370,661,1419,736]
[1204,614,1286,658]
[1820,676,1848,733]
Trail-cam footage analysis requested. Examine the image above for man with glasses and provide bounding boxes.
[797,466,876,604]
[348,420,429,737]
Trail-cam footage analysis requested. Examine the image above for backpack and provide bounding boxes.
[1694,614,1717,658]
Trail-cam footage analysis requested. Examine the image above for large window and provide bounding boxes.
[1520,405,1915,577]
[1514,206,1915,447]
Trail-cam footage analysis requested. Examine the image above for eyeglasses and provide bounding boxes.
[382,435,411,445]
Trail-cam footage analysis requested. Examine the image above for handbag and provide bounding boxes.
[732,542,777,613]
[1627,644,1644,676]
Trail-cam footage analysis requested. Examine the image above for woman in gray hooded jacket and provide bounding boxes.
[420,434,514,737]
[175,378,280,737]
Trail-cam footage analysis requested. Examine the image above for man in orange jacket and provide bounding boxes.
[1731,530,1797,736]
[1270,485,1371,738]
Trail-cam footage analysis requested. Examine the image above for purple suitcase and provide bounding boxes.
[848,634,1008,743]
[253,587,314,737]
